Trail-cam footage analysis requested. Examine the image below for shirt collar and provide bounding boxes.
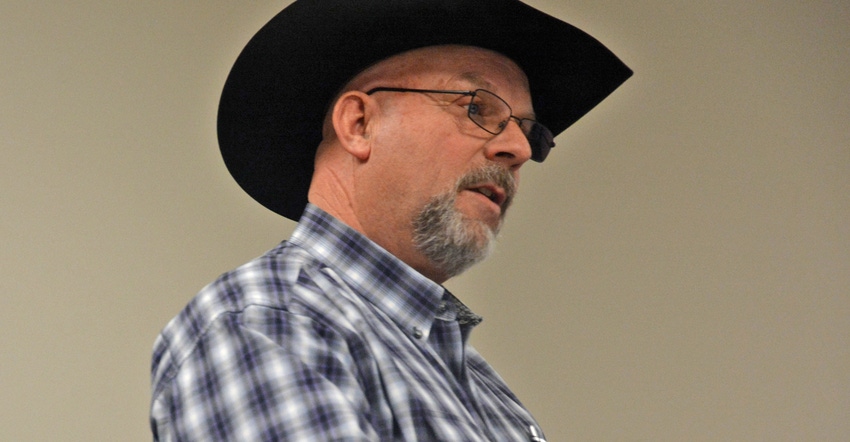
[437,290,483,327]
[289,204,446,340]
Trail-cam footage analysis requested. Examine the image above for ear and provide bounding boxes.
[331,91,374,161]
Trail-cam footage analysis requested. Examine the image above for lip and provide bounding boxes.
[465,183,507,209]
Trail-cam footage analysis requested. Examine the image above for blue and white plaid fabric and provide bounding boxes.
[151,204,543,441]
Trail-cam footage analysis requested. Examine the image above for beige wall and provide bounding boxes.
[2,1,848,440]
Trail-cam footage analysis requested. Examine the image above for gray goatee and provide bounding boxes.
[412,163,516,279]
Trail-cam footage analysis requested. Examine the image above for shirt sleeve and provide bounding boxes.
[150,305,380,441]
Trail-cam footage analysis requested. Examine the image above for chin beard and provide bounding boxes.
[412,163,515,280]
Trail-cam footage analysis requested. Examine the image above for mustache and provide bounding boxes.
[456,163,517,208]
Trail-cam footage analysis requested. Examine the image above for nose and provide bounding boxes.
[483,118,532,170]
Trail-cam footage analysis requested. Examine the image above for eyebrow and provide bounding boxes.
[457,72,537,120]
[457,72,496,91]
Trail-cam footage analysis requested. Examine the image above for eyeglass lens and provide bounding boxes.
[468,90,554,162]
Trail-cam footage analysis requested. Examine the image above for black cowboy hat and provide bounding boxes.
[218,0,632,220]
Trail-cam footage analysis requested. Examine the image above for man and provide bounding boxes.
[151,0,630,440]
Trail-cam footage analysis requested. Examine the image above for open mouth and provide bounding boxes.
[468,184,506,208]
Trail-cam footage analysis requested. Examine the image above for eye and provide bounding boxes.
[467,96,494,117]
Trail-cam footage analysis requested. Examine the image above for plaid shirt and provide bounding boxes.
[151,204,544,441]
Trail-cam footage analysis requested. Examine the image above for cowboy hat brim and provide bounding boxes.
[218,0,632,220]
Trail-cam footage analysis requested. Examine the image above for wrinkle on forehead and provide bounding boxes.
[346,45,529,94]
[452,72,497,92]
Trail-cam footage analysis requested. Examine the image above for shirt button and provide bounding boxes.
[412,327,423,339]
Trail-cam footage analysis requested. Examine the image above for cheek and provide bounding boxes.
[373,113,483,201]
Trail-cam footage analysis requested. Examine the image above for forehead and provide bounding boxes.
[351,45,530,95]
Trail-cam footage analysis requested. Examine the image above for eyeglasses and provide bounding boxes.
[365,87,555,162]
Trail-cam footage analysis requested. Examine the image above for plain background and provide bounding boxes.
[2,1,848,440]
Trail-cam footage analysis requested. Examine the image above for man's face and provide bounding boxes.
[354,45,534,281]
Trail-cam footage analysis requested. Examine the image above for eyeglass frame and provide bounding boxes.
[364,87,555,162]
